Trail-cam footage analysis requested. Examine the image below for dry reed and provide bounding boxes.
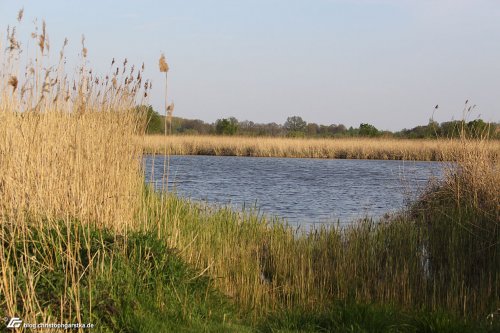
[141,135,500,161]
[0,15,147,324]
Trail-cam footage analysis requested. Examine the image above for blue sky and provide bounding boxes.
[1,0,499,130]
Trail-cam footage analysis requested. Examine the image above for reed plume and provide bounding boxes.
[8,76,18,91]
[17,8,24,22]
[159,53,170,135]
[159,53,169,73]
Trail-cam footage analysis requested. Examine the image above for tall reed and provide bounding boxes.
[0,15,147,324]
[411,109,500,317]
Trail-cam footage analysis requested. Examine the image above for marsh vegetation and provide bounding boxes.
[0,13,498,332]
[142,134,500,161]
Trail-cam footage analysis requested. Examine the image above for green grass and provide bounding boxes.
[257,304,499,333]
[0,220,247,332]
[1,216,497,332]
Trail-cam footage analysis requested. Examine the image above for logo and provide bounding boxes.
[6,317,23,329]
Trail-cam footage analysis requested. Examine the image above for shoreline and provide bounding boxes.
[144,152,451,163]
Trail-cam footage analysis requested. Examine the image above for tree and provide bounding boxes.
[328,124,347,136]
[359,123,380,137]
[262,122,282,136]
[179,118,212,134]
[306,123,319,136]
[284,116,307,134]
[467,119,489,138]
[215,117,238,135]
[347,126,358,137]
[440,121,462,138]
[136,105,164,134]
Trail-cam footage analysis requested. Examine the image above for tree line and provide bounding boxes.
[138,105,499,139]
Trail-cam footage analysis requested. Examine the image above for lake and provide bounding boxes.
[143,155,444,227]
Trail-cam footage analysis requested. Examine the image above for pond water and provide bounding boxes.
[143,155,444,227]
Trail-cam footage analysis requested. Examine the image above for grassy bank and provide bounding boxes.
[1,184,497,331]
[1,16,499,332]
[1,186,498,331]
[2,217,495,332]
[141,134,500,161]
[0,220,246,332]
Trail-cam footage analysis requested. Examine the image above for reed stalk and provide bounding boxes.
[0,15,148,324]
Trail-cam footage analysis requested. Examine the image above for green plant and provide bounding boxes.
[215,117,239,135]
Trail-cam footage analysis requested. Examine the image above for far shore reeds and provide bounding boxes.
[140,134,500,161]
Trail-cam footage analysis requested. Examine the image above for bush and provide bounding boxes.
[359,123,380,137]
[215,117,238,135]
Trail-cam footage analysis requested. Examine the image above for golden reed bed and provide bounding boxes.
[141,135,500,161]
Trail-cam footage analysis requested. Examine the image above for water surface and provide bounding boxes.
[144,155,444,226]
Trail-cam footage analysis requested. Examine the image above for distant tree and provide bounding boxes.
[400,123,433,139]
[466,119,490,138]
[238,120,255,135]
[167,117,208,134]
[318,125,329,136]
[426,119,440,138]
[284,116,307,136]
[139,110,498,140]
[440,121,462,138]
[328,124,347,136]
[215,117,238,135]
[358,123,380,137]
[306,123,319,136]
[347,126,358,137]
[240,120,254,128]
[379,130,394,138]
[137,105,164,134]
[262,122,283,136]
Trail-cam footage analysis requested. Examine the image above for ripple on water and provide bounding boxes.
[144,155,444,227]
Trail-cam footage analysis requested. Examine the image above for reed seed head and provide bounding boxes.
[81,35,87,58]
[59,38,68,60]
[166,102,175,116]
[8,76,18,91]
[17,8,24,22]
[38,20,46,53]
[159,53,169,73]
[8,27,20,51]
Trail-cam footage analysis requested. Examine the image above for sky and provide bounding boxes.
[1,0,499,130]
